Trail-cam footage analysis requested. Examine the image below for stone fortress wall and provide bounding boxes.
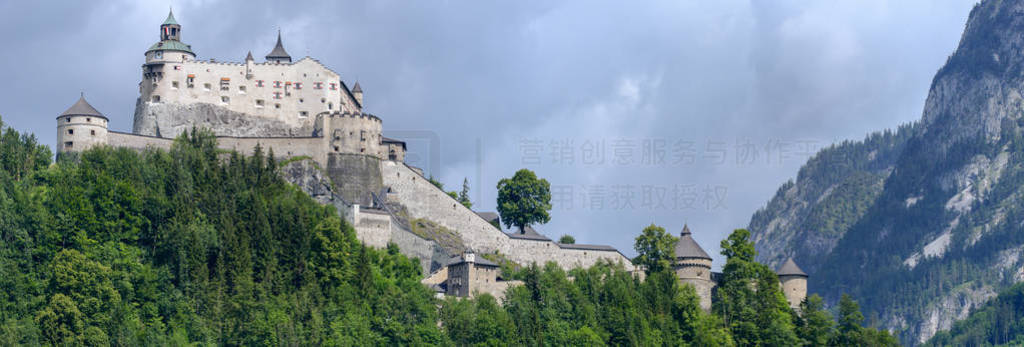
[379,160,636,272]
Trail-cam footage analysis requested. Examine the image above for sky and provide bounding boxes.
[0,0,977,266]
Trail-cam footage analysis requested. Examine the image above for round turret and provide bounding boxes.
[673,224,714,311]
[56,94,109,154]
[145,9,195,64]
[777,257,808,310]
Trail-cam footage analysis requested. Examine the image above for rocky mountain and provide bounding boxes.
[748,0,1024,344]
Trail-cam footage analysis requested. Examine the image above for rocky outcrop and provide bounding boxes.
[134,102,316,138]
[748,0,1024,344]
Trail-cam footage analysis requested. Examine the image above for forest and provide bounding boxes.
[0,118,896,345]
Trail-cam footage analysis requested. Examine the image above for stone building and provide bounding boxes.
[55,10,635,298]
[672,225,808,311]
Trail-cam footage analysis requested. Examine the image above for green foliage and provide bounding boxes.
[0,128,441,345]
[633,224,676,274]
[559,234,576,244]
[926,282,1024,346]
[458,178,472,209]
[496,168,552,232]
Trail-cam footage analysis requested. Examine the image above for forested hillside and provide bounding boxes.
[926,282,1024,346]
[747,0,1024,344]
[0,118,898,345]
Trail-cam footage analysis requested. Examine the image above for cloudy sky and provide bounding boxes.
[0,0,977,265]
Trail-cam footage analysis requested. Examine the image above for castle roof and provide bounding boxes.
[776,258,807,277]
[245,51,254,61]
[147,40,194,55]
[506,225,551,241]
[266,30,291,60]
[352,81,363,93]
[60,95,106,120]
[674,224,711,260]
[474,212,500,225]
[162,9,179,26]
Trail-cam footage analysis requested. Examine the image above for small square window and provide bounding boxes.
[221,96,230,104]
[299,98,304,103]
[299,111,308,118]
[64,141,73,148]
[90,130,96,136]
[203,83,211,91]
[256,99,265,107]
[275,103,281,109]
[171,81,179,89]
[68,129,73,135]
[239,85,246,93]
[86,118,91,122]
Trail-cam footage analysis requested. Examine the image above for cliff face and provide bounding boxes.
[748,0,1024,344]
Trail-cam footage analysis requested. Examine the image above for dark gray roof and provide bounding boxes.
[777,258,807,277]
[352,81,363,93]
[674,224,711,260]
[506,225,551,241]
[245,51,254,61]
[475,212,500,224]
[266,30,291,60]
[447,254,499,268]
[557,243,617,251]
[60,95,106,119]
[381,136,406,149]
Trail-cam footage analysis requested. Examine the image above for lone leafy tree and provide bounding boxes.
[496,169,552,232]
[633,224,677,274]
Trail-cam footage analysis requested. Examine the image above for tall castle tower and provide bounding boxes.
[56,95,109,153]
[673,225,715,311]
[777,257,808,311]
[145,9,195,65]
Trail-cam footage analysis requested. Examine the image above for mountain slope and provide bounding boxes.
[748,0,1024,344]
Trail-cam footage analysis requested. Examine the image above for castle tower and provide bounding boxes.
[145,9,195,64]
[777,258,808,311]
[245,51,255,79]
[673,225,715,311]
[352,81,364,106]
[56,94,109,154]
[265,30,292,64]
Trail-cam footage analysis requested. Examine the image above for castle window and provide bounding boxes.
[86,118,91,122]
[203,83,211,91]
[220,78,230,91]
[274,81,282,88]
[256,80,264,87]
[273,92,282,99]
[256,99,265,108]
[68,129,73,135]
[333,146,339,151]
[238,85,246,93]
[328,103,333,110]
[299,111,309,118]
[295,82,302,90]
[299,98,304,103]
[154,51,163,59]
[152,95,161,103]
[314,82,323,89]
[221,96,230,104]
[90,130,96,136]
[321,98,326,103]
[64,141,73,148]
[274,103,281,109]
[187,75,195,88]
[171,81,179,89]
[329,83,337,90]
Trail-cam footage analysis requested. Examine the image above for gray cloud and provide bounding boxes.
[0,0,976,266]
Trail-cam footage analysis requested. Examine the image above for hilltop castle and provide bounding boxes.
[54,11,807,308]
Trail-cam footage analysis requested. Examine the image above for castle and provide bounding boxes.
[55,11,806,308]
[673,225,808,311]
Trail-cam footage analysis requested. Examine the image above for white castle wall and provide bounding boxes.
[56,115,109,153]
[139,57,359,134]
[380,160,634,271]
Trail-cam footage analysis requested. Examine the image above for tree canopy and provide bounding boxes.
[496,169,552,232]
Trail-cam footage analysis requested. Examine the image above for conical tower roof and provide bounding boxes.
[352,81,363,93]
[777,258,807,277]
[59,94,106,119]
[162,8,179,26]
[246,51,254,61]
[674,224,711,260]
[266,30,291,60]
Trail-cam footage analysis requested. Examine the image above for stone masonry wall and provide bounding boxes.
[379,160,634,271]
